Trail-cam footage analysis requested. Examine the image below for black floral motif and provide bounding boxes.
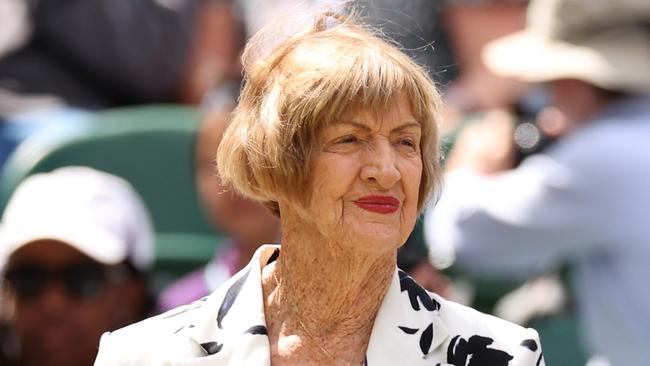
[397,322,436,356]
[244,325,268,335]
[419,323,434,355]
[398,326,419,335]
[520,339,538,352]
[447,335,513,366]
[397,271,443,356]
[200,341,223,355]
[217,267,251,328]
[398,270,440,311]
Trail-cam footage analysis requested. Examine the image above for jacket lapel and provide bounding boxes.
[171,248,450,365]
[366,269,449,365]
[180,246,277,365]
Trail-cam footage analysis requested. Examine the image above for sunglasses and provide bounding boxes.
[4,262,129,301]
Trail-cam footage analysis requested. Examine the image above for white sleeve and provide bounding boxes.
[94,332,126,366]
[425,154,605,277]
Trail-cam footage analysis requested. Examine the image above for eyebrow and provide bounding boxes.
[331,120,421,133]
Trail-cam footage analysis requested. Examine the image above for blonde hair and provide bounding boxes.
[217,12,442,216]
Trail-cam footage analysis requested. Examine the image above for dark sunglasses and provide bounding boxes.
[4,262,129,301]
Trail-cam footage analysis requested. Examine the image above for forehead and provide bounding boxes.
[8,240,95,268]
[329,93,418,129]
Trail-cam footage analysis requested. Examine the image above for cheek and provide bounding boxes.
[197,171,218,203]
[12,301,37,333]
[307,156,356,225]
[13,297,111,338]
[310,157,349,203]
[403,159,423,202]
[211,190,238,215]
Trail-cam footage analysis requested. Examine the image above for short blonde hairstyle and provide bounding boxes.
[217,12,442,216]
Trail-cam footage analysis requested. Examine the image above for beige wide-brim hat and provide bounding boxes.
[483,0,650,93]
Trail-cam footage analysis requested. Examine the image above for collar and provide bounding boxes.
[184,245,449,364]
[366,268,450,364]
[185,246,276,361]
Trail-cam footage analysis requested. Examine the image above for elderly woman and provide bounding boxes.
[94,13,544,366]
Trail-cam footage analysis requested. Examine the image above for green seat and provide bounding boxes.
[529,313,589,365]
[0,105,223,289]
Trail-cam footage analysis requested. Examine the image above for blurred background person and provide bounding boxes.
[236,0,343,39]
[0,167,155,366]
[1,221,19,366]
[0,0,243,169]
[156,104,282,313]
[439,0,530,126]
[425,0,650,364]
[358,0,529,130]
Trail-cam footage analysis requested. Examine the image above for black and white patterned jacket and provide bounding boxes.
[95,245,545,365]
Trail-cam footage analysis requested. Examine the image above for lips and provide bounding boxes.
[353,195,400,214]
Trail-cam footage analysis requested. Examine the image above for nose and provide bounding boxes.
[360,138,401,189]
[36,282,72,316]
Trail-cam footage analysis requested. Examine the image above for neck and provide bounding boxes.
[273,236,395,333]
[262,206,396,363]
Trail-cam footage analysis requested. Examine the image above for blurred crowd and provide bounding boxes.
[1,0,649,365]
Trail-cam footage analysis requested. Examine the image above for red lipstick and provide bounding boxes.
[354,195,400,214]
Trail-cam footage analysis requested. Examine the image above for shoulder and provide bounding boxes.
[437,294,540,342]
[94,250,271,365]
[434,293,545,365]
[94,268,246,365]
[94,298,214,365]
[387,270,544,365]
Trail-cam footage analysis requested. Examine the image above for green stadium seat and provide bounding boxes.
[528,313,589,365]
[0,104,224,290]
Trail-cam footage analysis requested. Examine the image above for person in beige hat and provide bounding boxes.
[425,0,650,365]
[0,166,155,366]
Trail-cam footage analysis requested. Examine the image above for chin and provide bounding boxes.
[345,225,405,253]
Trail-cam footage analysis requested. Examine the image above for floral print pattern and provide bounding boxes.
[94,245,545,365]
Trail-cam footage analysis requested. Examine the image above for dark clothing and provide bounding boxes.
[0,0,204,116]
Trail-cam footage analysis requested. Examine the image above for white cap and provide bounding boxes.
[1,167,154,271]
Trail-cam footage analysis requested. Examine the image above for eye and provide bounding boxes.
[322,133,363,153]
[395,137,419,152]
[399,138,416,148]
[337,135,359,144]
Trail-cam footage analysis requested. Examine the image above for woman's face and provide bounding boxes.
[304,93,422,253]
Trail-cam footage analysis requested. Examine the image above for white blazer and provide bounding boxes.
[95,245,545,365]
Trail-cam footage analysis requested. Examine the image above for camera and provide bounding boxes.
[511,89,556,165]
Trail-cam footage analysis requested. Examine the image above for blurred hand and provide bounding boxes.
[537,106,571,139]
[445,109,517,174]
